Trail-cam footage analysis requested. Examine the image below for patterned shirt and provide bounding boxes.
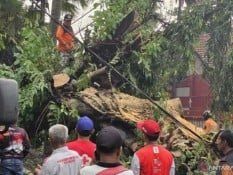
[1,126,30,159]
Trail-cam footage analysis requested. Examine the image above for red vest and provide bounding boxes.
[66,140,96,167]
[136,144,173,175]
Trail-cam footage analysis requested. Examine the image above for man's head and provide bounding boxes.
[217,130,233,154]
[202,110,211,121]
[49,124,68,148]
[137,119,161,141]
[64,14,73,21]
[96,126,123,154]
[76,116,94,137]
[63,14,73,25]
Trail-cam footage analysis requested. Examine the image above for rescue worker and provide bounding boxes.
[80,126,134,175]
[66,116,96,167]
[216,130,233,175]
[56,14,75,67]
[203,110,218,133]
[131,119,175,175]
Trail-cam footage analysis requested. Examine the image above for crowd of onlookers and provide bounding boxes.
[1,113,233,175]
[31,117,175,175]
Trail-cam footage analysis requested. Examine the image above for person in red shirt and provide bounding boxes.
[131,119,175,175]
[56,14,75,67]
[66,116,96,167]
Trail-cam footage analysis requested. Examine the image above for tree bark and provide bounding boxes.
[50,0,62,43]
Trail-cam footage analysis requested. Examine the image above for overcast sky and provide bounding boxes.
[23,0,182,39]
[24,0,100,39]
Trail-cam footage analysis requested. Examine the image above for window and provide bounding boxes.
[176,87,190,97]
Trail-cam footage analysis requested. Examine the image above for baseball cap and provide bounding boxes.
[76,116,94,131]
[137,119,160,136]
[64,14,73,21]
[96,126,123,153]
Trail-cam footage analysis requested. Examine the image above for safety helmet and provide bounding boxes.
[64,14,73,21]
[202,110,211,120]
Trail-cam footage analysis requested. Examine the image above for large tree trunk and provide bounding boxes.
[50,0,62,43]
[60,88,209,154]
[63,87,206,139]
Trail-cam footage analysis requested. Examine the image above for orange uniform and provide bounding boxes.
[221,164,233,175]
[204,118,218,133]
[56,25,74,52]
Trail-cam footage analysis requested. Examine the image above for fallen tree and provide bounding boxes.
[53,85,217,174]
[65,86,207,140]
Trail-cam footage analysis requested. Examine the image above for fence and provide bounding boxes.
[186,117,204,128]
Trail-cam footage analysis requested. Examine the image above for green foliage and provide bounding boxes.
[2,1,233,172]
[88,0,213,100]
[13,23,59,122]
[0,64,16,78]
[76,73,90,91]
[92,0,125,40]
[0,0,25,65]
[161,3,208,77]
[203,1,233,112]
[129,35,166,97]
[88,1,163,98]
[149,0,233,115]
[0,0,25,37]
[173,139,216,175]
[16,26,59,72]
[0,33,6,50]
[47,101,79,126]
[47,102,67,125]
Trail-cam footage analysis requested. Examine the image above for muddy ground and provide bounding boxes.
[24,147,44,175]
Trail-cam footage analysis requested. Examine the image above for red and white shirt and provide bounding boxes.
[131,144,175,175]
[66,139,96,167]
[40,146,82,175]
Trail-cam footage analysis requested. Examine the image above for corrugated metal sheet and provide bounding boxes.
[175,73,212,118]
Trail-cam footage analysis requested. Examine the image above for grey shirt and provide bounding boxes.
[40,146,82,175]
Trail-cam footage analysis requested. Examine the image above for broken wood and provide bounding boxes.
[73,87,208,141]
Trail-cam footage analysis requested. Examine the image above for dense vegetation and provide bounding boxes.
[1,0,233,173]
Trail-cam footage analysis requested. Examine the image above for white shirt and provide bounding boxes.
[80,164,134,175]
[39,146,82,175]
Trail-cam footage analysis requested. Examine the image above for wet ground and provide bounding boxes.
[24,147,43,175]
